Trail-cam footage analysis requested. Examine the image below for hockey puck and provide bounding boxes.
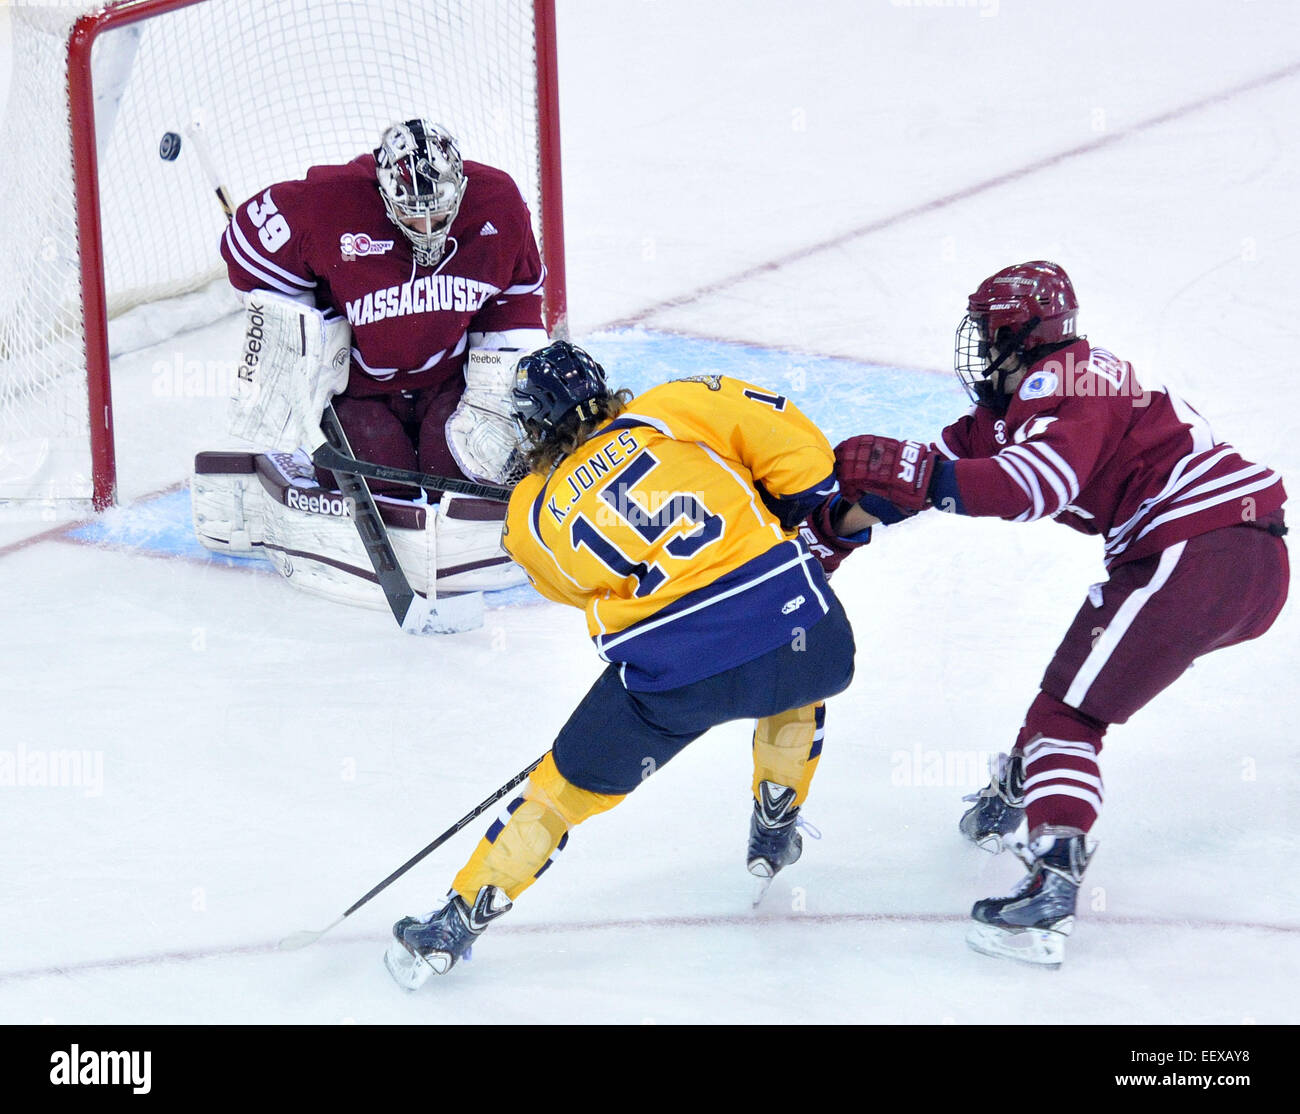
[159,131,183,161]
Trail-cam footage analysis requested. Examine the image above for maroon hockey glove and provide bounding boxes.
[798,496,869,577]
[834,434,939,513]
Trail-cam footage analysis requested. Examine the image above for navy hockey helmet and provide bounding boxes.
[511,341,611,433]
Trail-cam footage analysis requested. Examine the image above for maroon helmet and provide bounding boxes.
[955,261,1080,409]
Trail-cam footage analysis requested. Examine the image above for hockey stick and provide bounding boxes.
[174,118,437,632]
[317,404,429,630]
[310,442,513,503]
[278,753,546,950]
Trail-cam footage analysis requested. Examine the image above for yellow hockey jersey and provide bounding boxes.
[502,375,838,690]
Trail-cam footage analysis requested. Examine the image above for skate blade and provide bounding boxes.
[383,937,451,991]
[748,861,776,908]
[960,819,1023,853]
[970,834,1005,854]
[965,920,1070,967]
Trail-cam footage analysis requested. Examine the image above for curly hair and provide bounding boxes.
[522,389,634,475]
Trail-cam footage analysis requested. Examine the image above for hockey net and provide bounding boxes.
[0,0,565,507]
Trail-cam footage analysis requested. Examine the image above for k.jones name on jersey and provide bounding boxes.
[546,431,642,524]
[345,274,500,327]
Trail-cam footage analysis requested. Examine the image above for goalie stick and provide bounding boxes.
[317,404,431,631]
[175,117,453,632]
[311,442,514,503]
[278,752,546,950]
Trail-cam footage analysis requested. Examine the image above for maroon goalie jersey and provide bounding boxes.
[220,154,545,397]
[936,340,1286,567]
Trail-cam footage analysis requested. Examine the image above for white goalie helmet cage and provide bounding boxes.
[374,120,468,267]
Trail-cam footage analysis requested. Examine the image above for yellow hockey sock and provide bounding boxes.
[453,753,624,902]
[751,701,823,805]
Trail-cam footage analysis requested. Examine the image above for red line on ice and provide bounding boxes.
[1,911,1295,984]
[0,481,185,560]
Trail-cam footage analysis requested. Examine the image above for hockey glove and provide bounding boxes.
[798,496,870,577]
[834,434,940,514]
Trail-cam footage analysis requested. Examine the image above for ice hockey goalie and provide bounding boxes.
[190,119,546,626]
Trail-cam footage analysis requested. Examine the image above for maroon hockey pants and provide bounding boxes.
[314,380,469,497]
[1015,523,1288,833]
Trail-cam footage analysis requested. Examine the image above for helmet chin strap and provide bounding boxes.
[984,316,1041,397]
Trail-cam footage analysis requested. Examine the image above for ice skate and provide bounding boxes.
[959,751,1025,851]
[384,885,512,990]
[748,781,804,906]
[966,826,1093,967]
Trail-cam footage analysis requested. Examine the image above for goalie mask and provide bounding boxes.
[511,342,611,439]
[955,260,1079,410]
[375,120,467,267]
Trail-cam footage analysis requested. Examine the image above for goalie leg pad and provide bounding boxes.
[451,753,624,901]
[191,452,267,554]
[751,702,823,808]
[433,494,528,593]
[191,451,491,631]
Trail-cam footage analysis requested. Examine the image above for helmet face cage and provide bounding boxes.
[375,120,467,267]
[511,342,611,442]
[955,313,1040,409]
[954,313,995,407]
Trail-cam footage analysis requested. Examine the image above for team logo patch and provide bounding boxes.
[1018,369,1059,401]
[340,232,395,260]
[672,374,722,390]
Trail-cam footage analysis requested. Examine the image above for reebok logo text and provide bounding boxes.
[286,488,352,517]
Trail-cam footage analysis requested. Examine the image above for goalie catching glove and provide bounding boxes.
[834,434,940,515]
[445,330,550,485]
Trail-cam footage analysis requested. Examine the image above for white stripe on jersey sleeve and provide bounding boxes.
[223,226,308,297]
[1022,440,1081,503]
[996,452,1045,520]
[499,266,547,297]
[1002,445,1069,514]
[228,218,314,290]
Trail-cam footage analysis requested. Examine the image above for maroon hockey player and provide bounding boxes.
[830,261,1288,965]
[220,118,549,490]
[192,120,546,629]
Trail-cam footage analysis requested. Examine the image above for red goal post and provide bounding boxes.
[1,0,567,509]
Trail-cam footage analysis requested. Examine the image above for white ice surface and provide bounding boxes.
[0,0,1297,1024]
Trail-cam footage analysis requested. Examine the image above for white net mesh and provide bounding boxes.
[0,0,544,502]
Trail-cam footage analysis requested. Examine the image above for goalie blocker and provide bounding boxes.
[191,449,526,625]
